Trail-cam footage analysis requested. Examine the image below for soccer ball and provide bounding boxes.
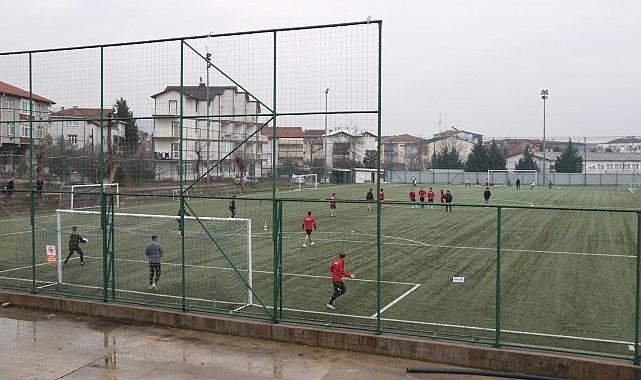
[81,238,88,243]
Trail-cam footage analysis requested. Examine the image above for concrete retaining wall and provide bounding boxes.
[1,290,639,380]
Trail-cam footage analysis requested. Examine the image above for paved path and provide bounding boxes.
[0,306,500,379]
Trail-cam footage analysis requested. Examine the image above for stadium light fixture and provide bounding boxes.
[541,89,549,187]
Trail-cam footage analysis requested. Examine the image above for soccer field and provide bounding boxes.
[1,183,640,358]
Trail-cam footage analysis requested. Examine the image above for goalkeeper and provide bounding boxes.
[64,226,87,265]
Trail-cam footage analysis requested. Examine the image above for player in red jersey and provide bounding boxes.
[301,211,317,248]
[379,188,385,201]
[427,187,435,209]
[326,252,354,310]
[418,186,427,208]
[409,189,418,208]
[329,193,337,217]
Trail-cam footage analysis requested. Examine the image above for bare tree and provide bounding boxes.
[105,120,122,183]
[233,151,250,192]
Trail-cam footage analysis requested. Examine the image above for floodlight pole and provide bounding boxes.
[206,52,212,182]
[324,88,329,179]
[541,89,549,187]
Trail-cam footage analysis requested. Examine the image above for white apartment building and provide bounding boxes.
[49,107,125,150]
[151,83,266,180]
[0,80,54,161]
[324,129,377,169]
[597,137,641,153]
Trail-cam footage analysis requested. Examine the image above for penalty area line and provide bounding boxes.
[370,283,421,318]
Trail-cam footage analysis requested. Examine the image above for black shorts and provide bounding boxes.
[149,262,161,271]
[305,229,313,236]
[428,199,434,203]
[419,197,425,202]
[410,199,416,202]
[330,205,336,209]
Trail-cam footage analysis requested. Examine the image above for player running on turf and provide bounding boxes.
[329,193,337,217]
[440,189,446,207]
[366,188,374,211]
[418,186,427,208]
[465,178,471,187]
[64,226,87,265]
[326,252,354,310]
[411,177,417,188]
[146,235,163,291]
[301,211,317,248]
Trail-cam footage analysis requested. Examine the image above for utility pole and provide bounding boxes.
[541,89,549,187]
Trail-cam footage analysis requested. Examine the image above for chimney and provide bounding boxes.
[72,105,78,109]
[199,77,205,87]
[60,107,65,111]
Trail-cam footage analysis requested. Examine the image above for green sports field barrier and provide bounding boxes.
[2,21,641,364]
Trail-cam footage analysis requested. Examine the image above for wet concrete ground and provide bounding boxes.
[0,306,502,379]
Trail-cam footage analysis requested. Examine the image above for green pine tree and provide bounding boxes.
[115,98,138,152]
[555,139,583,173]
[515,145,539,171]
[464,138,488,171]
[431,145,464,169]
[487,140,506,170]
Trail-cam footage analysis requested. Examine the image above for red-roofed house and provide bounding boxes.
[50,107,125,149]
[0,80,55,171]
[261,126,304,168]
[0,81,55,148]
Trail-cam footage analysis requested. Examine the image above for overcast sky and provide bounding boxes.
[1,0,639,139]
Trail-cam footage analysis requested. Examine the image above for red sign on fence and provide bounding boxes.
[46,245,57,263]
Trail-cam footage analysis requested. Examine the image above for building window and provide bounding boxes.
[633,164,639,170]
[169,100,178,115]
[68,119,78,127]
[172,121,180,137]
[21,100,30,113]
[21,124,30,137]
[67,134,78,145]
[36,126,43,138]
[3,125,14,136]
[195,100,199,113]
[172,143,179,159]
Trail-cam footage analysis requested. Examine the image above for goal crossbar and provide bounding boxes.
[69,183,119,209]
[54,209,253,305]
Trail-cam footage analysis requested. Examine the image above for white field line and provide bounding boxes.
[79,255,419,286]
[254,232,636,259]
[370,283,421,318]
[267,305,637,346]
[0,256,80,274]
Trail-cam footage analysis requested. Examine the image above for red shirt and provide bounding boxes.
[418,189,427,198]
[427,190,435,200]
[409,191,416,201]
[329,257,352,281]
[378,191,385,201]
[329,195,336,207]
[440,192,446,202]
[302,215,316,230]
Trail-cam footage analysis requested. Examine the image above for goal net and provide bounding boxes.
[48,209,253,310]
[488,170,537,187]
[59,183,119,210]
[290,174,318,191]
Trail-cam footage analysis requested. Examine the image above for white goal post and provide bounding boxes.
[290,174,318,191]
[487,170,538,186]
[69,183,119,209]
[54,209,253,306]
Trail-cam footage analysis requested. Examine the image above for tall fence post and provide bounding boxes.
[375,21,383,335]
[271,30,279,324]
[29,52,36,293]
[179,39,186,312]
[495,206,502,348]
[635,211,641,365]
[99,46,108,303]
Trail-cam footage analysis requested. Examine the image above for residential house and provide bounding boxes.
[151,83,265,180]
[261,126,304,171]
[493,138,543,157]
[50,107,125,150]
[432,127,482,145]
[382,134,428,170]
[424,136,475,167]
[0,80,55,172]
[302,129,325,166]
[597,137,641,153]
[325,129,377,169]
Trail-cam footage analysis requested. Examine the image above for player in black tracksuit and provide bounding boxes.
[64,226,86,265]
[229,196,236,218]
